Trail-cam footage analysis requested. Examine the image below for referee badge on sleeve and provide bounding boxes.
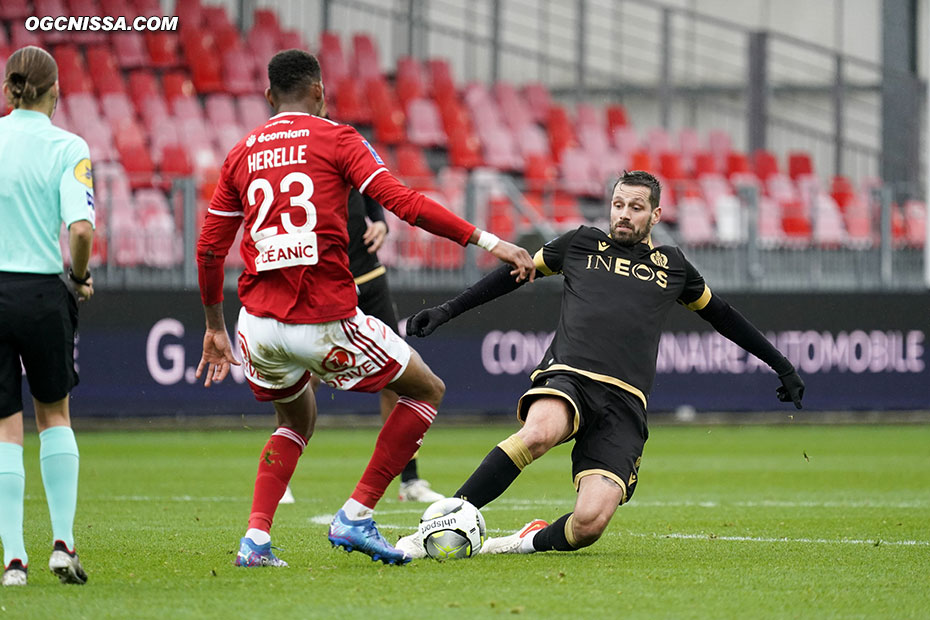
[74,158,93,189]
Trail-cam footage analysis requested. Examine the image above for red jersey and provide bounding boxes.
[197,112,475,323]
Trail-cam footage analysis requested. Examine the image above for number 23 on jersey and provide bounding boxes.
[247,171,319,272]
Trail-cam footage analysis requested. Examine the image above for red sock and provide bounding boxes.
[351,397,436,507]
[247,427,307,532]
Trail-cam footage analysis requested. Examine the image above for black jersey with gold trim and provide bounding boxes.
[531,226,711,407]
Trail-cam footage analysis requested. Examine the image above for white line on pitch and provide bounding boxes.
[627,532,930,547]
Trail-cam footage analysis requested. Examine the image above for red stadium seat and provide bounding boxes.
[446,126,483,169]
[606,104,629,133]
[351,33,381,81]
[86,45,126,95]
[830,175,856,211]
[0,0,30,19]
[523,154,557,193]
[726,151,751,177]
[395,56,425,111]
[395,145,436,191]
[54,44,93,95]
[629,149,652,172]
[546,104,576,162]
[252,8,280,32]
[128,69,160,109]
[174,0,203,28]
[426,58,456,96]
[157,143,194,181]
[162,71,196,101]
[145,32,181,68]
[752,149,779,181]
[9,23,42,51]
[365,78,405,145]
[523,82,552,124]
[787,151,814,179]
[693,151,718,177]
[559,148,601,198]
[318,31,348,94]
[781,200,812,242]
[658,151,685,181]
[330,76,371,125]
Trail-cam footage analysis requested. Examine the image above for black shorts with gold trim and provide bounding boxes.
[516,371,647,504]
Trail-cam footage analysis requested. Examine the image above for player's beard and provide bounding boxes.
[611,219,653,246]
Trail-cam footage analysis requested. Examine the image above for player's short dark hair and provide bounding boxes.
[267,49,321,101]
[613,170,662,210]
[3,46,58,108]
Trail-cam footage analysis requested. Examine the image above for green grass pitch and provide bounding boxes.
[3,423,928,619]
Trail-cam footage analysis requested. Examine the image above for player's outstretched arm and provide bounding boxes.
[407,264,538,337]
[696,294,804,409]
[468,229,535,283]
[195,302,240,387]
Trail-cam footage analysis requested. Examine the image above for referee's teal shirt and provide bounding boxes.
[0,108,96,274]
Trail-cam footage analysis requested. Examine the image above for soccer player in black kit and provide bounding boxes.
[396,170,805,556]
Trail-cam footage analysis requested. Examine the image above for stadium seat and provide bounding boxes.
[351,33,381,82]
[365,78,405,144]
[406,98,447,148]
[9,23,42,51]
[426,58,456,96]
[629,150,653,172]
[523,82,552,124]
[546,105,576,162]
[757,197,784,245]
[642,127,672,158]
[516,124,551,159]
[395,145,436,191]
[658,152,685,181]
[611,125,639,155]
[86,46,126,95]
[678,128,701,166]
[787,151,814,179]
[559,148,601,198]
[903,200,926,247]
[171,95,204,122]
[678,195,716,246]
[713,193,745,244]
[0,0,30,19]
[99,0,131,15]
[726,151,751,178]
[145,32,181,68]
[174,0,204,29]
[707,129,732,169]
[330,76,371,125]
[752,149,779,181]
[523,154,558,193]
[780,199,812,243]
[54,44,94,95]
[811,193,847,247]
[135,189,183,267]
[65,0,106,44]
[111,32,149,69]
[100,93,136,126]
[395,56,426,111]
[494,81,534,132]
[237,94,270,130]
[222,50,257,95]
[606,104,629,133]
[842,199,874,248]
[162,71,196,101]
[34,0,69,44]
[693,151,718,177]
[156,143,194,183]
[318,31,349,95]
[446,126,483,169]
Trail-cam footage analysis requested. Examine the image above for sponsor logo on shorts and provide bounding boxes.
[322,347,356,373]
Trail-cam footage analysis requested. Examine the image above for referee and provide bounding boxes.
[399,170,805,558]
[0,46,94,586]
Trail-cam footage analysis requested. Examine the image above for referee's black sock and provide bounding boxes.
[454,435,534,509]
[532,512,578,552]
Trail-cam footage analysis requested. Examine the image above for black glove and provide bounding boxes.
[776,369,805,409]
[406,303,453,338]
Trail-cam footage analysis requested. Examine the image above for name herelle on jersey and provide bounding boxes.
[198,111,477,325]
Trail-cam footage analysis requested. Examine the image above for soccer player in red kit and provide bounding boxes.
[195,49,534,566]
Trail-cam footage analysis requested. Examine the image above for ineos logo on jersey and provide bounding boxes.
[322,347,356,372]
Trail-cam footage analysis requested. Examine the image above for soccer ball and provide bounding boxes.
[418,497,486,560]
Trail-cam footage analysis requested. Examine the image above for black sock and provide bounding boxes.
[533,513,576,552]
[400,458,418,483]
[453,447,522,509]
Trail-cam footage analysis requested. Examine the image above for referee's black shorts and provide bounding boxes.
[357,273,398,332]
[0,272,79,417]
[516,371,648,504]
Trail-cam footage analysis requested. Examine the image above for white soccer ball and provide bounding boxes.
[418,497,486,560]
